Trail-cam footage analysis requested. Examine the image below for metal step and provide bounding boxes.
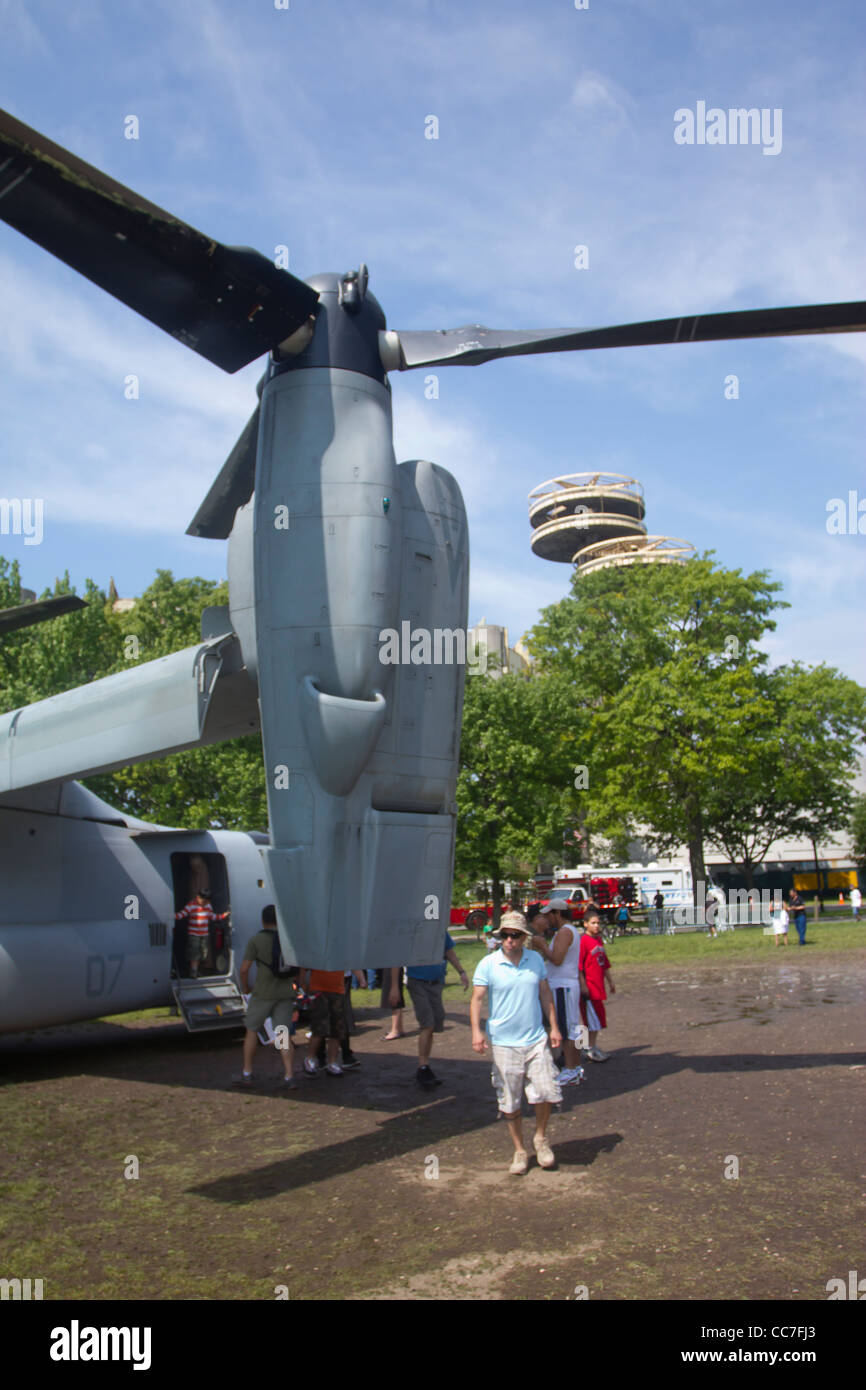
[171,975,247,1032]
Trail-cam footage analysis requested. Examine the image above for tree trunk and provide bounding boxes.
[490,866,503,930]
[810,837,822,918]
[687,807,707,912]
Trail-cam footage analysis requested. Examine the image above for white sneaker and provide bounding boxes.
[587,1046,609,1062]
[533,1134,556,1169]
[509,1149,529,1175]
[303,1057,319,1075]
[325,1062,344,1076]
[558,1068,578,1084]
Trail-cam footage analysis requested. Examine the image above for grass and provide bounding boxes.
[442,918,865,985]
[95,920,864,1025]
[97,1007,176,1024]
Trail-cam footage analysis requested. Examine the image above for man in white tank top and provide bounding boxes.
[531,899,586,1085]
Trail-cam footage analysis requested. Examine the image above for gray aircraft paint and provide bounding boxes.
[231,364,468,970]
[0,633,259,792]
[0,782,270,1033]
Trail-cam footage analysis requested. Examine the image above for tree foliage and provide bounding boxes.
[0,557,124,709]
[527,555,788,895]
[705,663,866,884]
[455,670,579,923]
[0,557,268,830]
[851,795,866,872]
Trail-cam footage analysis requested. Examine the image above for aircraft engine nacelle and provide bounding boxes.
[228,366,469,969]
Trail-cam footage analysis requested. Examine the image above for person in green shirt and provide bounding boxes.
[233,905,298,1089]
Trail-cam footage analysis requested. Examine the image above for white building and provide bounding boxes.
[468,618,532,677]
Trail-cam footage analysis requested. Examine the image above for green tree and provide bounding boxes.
[89,737,268,830]
[86,570,267,827]
[705,663,866,887]
[108,569,230,666]
[851,794,866,872]
[455,670,573,926]
[0,560,124,712]
[527,555,787,902]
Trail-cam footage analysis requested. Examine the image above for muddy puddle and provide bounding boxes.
[650,961,866,1027]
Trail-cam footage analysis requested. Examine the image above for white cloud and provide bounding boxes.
[571,70,631,125]
[390,388,502,516]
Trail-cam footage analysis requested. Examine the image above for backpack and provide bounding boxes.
[268,930,299,980]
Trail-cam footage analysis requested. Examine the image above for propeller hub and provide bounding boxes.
[267,269,388,384]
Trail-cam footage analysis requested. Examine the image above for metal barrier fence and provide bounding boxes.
[648,902,776,934]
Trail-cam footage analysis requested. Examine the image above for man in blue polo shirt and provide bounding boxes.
[406,930,469,1090]
[471,911,563,1174]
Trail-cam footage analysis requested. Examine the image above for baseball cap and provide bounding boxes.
[540,898,569,914]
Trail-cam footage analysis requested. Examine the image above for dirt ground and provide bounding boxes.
[1,950,864,1301]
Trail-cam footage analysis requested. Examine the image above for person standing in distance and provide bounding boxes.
[471,911,562,1174]
[787,887,808,946]
[652,888,665,935]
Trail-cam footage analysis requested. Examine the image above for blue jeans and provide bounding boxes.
[794,912,807,944]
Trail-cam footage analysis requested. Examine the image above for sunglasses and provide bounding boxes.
[499,931,525,940]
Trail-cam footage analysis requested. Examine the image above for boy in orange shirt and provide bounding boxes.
[301,968,352,1075]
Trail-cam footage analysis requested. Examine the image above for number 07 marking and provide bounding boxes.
[85,953,124,996]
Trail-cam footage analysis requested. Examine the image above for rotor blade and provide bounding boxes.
[0,594,86,635]
[186,406,260,539]
[391,301,866,370]
[0,108,319,372]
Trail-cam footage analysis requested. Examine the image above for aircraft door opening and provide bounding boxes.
[170,852,232,980]
[169,850,246,1032]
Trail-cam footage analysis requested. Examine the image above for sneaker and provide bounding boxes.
[303,1057,319,1075]
[341,1054,361,1071]
[230,1072,254,1088]
[533,1134,556,1169]
[509,1149,529,1175]
[279,1076,299,1090]
[558,1067,577,1084]
[562,1067,587,1086]
[416,1065,442,1090]
[325,1063,344,1076]
[587,1046,609,1062]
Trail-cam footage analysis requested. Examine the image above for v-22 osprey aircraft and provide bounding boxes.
[0,108,863,1036]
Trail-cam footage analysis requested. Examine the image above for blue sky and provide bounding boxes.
[1,0,864,680]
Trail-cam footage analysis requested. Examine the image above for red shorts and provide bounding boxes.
[580,996,606,1031]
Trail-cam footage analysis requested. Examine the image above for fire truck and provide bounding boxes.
[449,901,495,931]
[449,880,526,931]
[532,867,641,925]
